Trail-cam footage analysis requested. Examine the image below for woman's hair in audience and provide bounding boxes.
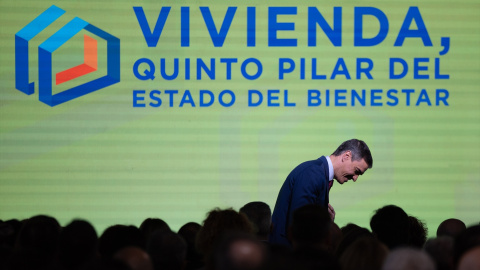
[407,216,428,248]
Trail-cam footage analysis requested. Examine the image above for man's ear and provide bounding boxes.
[342,150,351,162]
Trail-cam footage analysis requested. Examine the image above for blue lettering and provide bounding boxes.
[267,90,280,107]
[133,7,171,47]
[185,58,190,80]
[416,89,431,106]
[133,58,155,80]
[413,58,429,79]
[402,89,415,106]
[356,58,373,79]
[354,7,389,46]
[436,89,449,106]
[335,90,347,106]
[435,58,449,79]
[371,89,383,106]
[149,90,162,107]
[200,7,237,47]
[386,89,399,106]
[181,7,189,47]
[247,7,256,47]
[133,90,146,107]
[160,58,179,80]
[394,7,432,46]
[390,58,408,79]
[308,7,342,46]
[179,90,195,107]
[308,90,321,106]
[197,58,215,80]
[331,58,351,79]
[219,90,235,107]
[268,7,297,47]
[300,58,305,80]
[241,58,263,80]
[220,58,238,80]
[200,90,214,107]
[351,89,366,106]
[164,90,178,107]
[312,58,327,80]
[284,90,296,106]
[248,90,263,106]
[279,58,295,79]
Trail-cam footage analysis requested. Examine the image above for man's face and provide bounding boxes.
[334,151,369,184]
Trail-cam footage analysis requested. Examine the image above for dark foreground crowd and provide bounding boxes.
[0,203,479,270]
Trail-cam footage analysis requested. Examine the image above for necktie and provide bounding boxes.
[328,180,333,191]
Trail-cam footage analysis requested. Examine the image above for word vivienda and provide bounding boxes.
[133,6,436,47]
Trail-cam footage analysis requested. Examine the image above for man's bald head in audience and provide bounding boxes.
[437,219,466,238]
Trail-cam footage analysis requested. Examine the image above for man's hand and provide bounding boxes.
[328,203,335,221]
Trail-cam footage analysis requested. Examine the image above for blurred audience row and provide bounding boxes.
[0,203,479,270]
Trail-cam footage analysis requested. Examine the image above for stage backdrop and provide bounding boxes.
[1,0,479,235]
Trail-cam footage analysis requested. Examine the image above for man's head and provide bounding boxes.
[437,218,466,238]
[331,139,372,184]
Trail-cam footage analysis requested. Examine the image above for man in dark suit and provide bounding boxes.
[268,139,373,247]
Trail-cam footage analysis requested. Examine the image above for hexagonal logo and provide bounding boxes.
[15,5,120,106]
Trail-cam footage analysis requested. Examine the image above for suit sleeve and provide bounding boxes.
[288,165,327,224]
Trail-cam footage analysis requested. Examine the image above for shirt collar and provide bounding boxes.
[325,156,334,181]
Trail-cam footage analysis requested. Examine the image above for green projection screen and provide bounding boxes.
[1,0,479,235]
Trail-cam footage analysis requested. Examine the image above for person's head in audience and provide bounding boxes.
[178,222,203,270]
[408,216,428,248]
[12,215,61,269]
[147,230,187,270]
[370,205,409,250]
[339,236,388,270]
[99,225,144,259]
[212,232,267,270]
[58,219,98,269]
[453,224,480,267]
[239,201,272,241]
[437,218,466,238]
[457,246,480,270]
[290,204,331,251]
[196,208,253,264]
[381,247,435,270]
[139,218,171,245]
[335,223,372,258]
[115,246,154,270]
[424,236,454,270]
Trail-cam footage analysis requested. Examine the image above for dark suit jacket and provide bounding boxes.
[268,156,330,246]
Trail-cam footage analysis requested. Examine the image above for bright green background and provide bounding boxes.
[1,0,479,236]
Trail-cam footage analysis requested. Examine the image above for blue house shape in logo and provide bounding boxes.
[15,5,120,106]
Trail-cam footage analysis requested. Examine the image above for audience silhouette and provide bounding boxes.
[0,203,478,270]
